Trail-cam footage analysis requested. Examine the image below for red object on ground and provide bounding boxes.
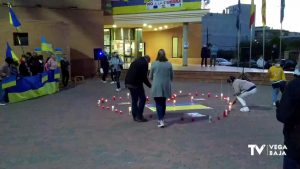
[112,96,116,101]
[115,109,118,113]
[195,92,198,96]
[208,92,211,98]
[101,106,105,109]
[119,110,123,114]
[101,98,105,103]
[119,97,122,100]
[106,106,110,110]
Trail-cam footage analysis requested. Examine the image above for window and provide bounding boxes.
[13,32,28,46]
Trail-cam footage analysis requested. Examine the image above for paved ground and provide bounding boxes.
[0,78,284,169]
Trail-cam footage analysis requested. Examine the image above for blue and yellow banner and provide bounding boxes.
[5,70,60,103]
[112,0,201,15]
[2,76,16,89]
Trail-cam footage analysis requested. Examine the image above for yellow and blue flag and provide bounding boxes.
[2,75,17,89]
[54,69,61,79]
[6,42,20,63]
[41,36,54,52]
[9,6,21,28]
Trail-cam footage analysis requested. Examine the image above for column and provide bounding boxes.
[182,23,189,66]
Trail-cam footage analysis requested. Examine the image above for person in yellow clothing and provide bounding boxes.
[268,61,286,106]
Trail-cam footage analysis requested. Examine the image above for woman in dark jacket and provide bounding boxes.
[19,55,30,77]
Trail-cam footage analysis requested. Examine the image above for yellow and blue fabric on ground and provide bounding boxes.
[146,102,212,112]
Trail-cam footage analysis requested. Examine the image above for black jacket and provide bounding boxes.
[276,76,300,162]
[100,55,109,69]
[125,57,151,88]
[201,46,210,58]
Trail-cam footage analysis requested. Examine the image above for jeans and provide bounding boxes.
[112,70,121,89]
[154,97,167,120]
[128,87,146,120]
[271,81,286,103]
[210,55,217,66]
[283,155,300,169]
[237,88,257,107]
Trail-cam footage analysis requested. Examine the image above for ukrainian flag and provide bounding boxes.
[41,36,54,52]
[2,75,17,89]
[6,42,20,63]
[8,6,21,28]
[54,69,61,79]
[41,72,48,83]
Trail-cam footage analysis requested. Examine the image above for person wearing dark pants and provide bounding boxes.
[154,97,166,122]
[110,52,123,92]
[60,57,70,87]
[276,65,300,169]
[125,55,151,122]
[100,52,109,83]
[149,49,173,128]
[128,87,146,121]
[201,45,210,67]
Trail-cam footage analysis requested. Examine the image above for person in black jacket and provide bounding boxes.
[60,56,70,87]
[201,45,210,67]
[100,52,109,83]
[276,65,300,169]
[125,55,151,122]
[19,55,30,77]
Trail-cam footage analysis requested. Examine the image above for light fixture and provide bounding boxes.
[154,28,158,31]
[164,25,168,29]
[159,27,163,30]
[143,23,147,27]
[148,25,152,28]
[112,24,117,28]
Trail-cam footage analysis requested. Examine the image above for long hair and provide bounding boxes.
[156,49,168,62]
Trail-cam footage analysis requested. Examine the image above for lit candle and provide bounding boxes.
[191,96,194,102]
[105,99,108,103]
[227,97,230,103]
[127,93,130,99]
[179,90,182,94]
[215,95,218,98]
[173,100,176,105]
[111,105,115,111]
[119,97,122,100]
[128,107,132,115]
[97,100,101,105]
[220,93,223,99]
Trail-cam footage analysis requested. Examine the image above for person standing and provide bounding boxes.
[209,44,218,67]
[201,45,209,67]
[110,52,123,92]
[100,52,109,83]
[60,56,70,87]
[276,65,300,169]
[227,76,257,112]
[268,61,286,106]
[125,55,151,122]
[149,49,173,128]
[19,55,30,77]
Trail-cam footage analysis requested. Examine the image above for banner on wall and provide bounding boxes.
[146,0,183,10]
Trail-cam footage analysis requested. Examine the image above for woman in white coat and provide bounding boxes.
[149,49,173,128]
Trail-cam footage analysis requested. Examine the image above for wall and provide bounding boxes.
[143,23,201,64]
[0,6,104,77]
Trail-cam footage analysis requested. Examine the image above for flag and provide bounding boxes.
[41,36,54,52]
[9,7,21,28]
[2,75,17,89]
[249,0,255,28]
[236,0,241,30]
[262,0,266,26]
[6,42,20,63]
[54,69,61,79]
[280,0,285,23]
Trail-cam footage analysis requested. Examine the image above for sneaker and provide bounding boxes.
[157,120,165,128]
[240,107,250,112]
[116,88,121,92]
[0,103,6,106]
[110,81,116,84]
[273,102,276,106]
[101,80,107,83]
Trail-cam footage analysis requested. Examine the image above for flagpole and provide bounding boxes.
[263,26,265,69]
[249,26,253,68]
[237,27,240,67]
[279,23,283,60]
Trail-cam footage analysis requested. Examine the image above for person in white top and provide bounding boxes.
[227,76,257,112]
